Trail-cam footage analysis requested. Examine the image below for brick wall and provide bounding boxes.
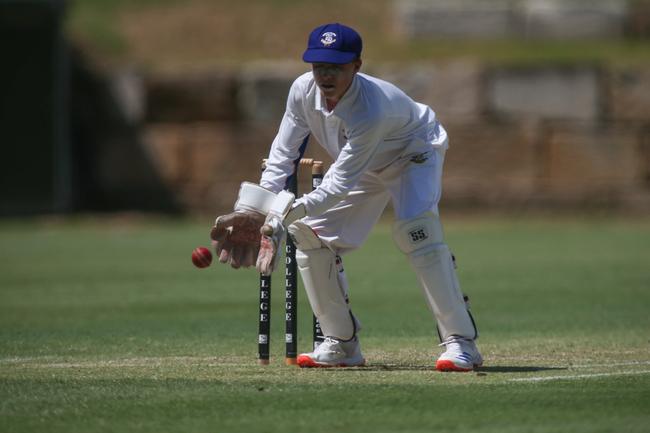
[103,60,649,214]
[395,0,632,40]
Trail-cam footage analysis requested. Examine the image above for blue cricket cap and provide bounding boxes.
[302,23,362,64]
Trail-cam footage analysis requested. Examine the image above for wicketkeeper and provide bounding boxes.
[211,23,482,371]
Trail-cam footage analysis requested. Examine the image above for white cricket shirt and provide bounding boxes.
[260,71,448,217]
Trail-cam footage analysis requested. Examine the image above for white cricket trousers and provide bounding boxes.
[303,146,447,254]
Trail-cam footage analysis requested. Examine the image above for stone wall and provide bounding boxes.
[104,60,649,214]
[395,0,639,40]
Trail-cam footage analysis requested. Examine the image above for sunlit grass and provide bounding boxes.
[1,216,649,432]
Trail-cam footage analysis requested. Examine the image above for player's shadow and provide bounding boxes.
[312,364,432,372]
[317,364,567,373]
[475,366,567,373]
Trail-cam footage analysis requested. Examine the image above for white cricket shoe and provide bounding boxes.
[297,336,365,368]
[436,337,483,372]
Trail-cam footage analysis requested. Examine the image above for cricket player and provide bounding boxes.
[211,23,482,372]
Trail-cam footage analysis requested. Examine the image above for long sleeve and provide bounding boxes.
[259,75,311,193]
[297,116,386,217]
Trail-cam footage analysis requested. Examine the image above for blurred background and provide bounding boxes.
[1,0,649,217]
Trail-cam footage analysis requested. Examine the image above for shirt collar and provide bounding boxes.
[313,74,360,117]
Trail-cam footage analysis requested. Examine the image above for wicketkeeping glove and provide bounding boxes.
[256,198,306,276]
[210,211,265,269]
[210,182,280,269]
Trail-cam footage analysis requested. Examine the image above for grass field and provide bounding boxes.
[1,215,649,432]
[66,0,650,68]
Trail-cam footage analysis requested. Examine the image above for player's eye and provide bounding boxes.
[313,64,343,76]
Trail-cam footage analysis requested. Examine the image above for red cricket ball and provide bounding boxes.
[191,246,212,268]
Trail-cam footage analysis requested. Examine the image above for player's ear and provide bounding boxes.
[353,58,362,73]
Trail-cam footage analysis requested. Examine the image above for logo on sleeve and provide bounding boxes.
[410,152,430,164]
[320,32,337,46]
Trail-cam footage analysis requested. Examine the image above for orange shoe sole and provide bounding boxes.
[435,359,476,372]
[296,354,365,368]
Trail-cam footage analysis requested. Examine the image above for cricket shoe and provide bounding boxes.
[435,337,483,372]
[297,336,365,368]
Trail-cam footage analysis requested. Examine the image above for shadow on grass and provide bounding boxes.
[302,364,433,372]
[311,364,567,373]
[476,366,567,373]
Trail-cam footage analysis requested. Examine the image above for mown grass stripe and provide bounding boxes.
[510,370,650,383]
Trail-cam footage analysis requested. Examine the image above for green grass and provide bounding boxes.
[64,0,650,67]
[65,0,178,56]
[1,215,650,432]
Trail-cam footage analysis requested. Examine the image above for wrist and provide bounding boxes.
[267,190,295,218]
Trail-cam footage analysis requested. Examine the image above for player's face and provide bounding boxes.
[312,59,362,105]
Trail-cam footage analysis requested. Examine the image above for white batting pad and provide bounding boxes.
[392,211,444,253]
[288,221,322,250]
[393,212,477,340]
[296,245,355,340]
